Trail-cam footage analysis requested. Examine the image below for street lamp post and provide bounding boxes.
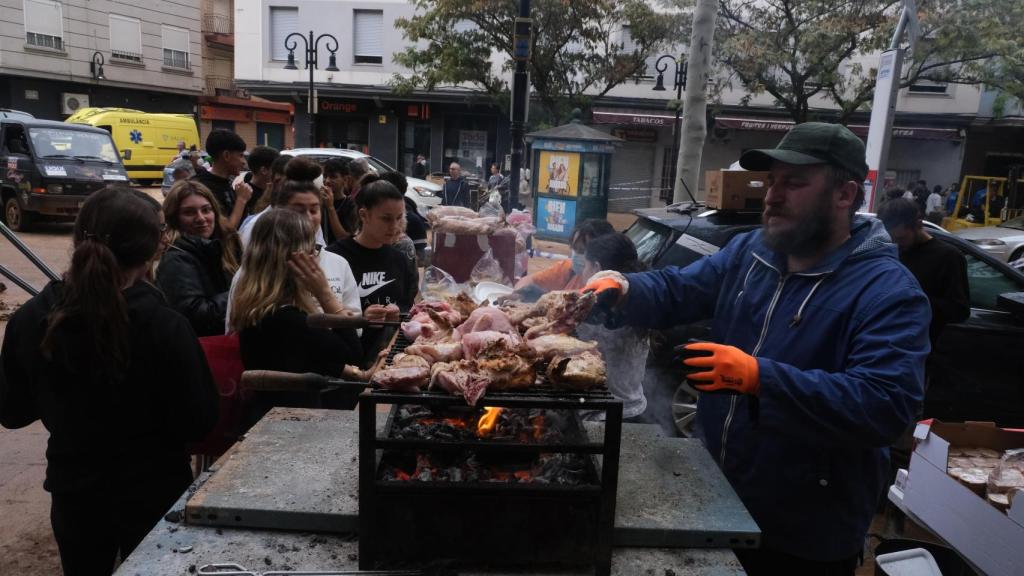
[283,31,340,148]
[90,51,105,80]
[651,54,687,202]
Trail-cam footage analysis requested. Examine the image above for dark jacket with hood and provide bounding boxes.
[0,281,218,494]
[157,234,234,337]
[612,216,931,561]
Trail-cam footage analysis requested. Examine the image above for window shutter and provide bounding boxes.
[162,26,189,52]
[109,15,141,55]
[353,10,383,60]
[24,0,63,37]
[270,7,299,61]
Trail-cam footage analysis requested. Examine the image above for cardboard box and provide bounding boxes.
[704,170,769,211]
[903,421,1024,576]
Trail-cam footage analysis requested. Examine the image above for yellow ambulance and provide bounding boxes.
[65,108,200,181]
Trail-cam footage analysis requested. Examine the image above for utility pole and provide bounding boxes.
[674,0,717,203]
[508,0,531,212]
[865,0,920,211]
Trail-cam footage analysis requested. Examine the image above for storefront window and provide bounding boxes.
[443,114,496,181]
[400,120,431,175]
[318,118,368,152]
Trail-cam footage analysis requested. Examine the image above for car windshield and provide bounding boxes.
[625,218,674,266]
[29,127,119,163]
[997,216,1024,232]
[364,156,393,174]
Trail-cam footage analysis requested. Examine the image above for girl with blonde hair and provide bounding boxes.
[230,209,361,381]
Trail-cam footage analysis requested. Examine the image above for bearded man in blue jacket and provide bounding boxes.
[585,123,930,575]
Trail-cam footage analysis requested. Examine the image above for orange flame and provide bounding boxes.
[477,407,503,436]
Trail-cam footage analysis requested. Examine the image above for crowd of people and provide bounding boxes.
[0,129,434,574]
[0,122,983,576]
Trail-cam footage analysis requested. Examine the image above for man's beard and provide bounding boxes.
[762,191,834,257]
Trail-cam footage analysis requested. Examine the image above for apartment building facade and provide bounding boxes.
[198,0,294,149]
[236,1,994,210]
[234,0,508,180]
[0,0,203,118]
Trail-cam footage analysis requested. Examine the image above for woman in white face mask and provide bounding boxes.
[512,218,616,300]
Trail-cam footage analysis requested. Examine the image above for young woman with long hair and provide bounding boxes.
[230,208,362,380]
[157,180,242,336]
[0,187,218,575]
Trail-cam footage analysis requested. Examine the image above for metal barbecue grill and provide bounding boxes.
[358,333,623,575]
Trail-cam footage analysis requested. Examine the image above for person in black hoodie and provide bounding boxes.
[157,180,242,336]
[0,186,219,576]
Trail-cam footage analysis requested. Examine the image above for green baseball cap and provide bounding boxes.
[739,122,868,181]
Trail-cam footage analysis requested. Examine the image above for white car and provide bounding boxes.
[281,148,442,215]
[954,215,1024,266]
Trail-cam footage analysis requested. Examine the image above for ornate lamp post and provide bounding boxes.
[283,31,340,147]
[651,54,687,201]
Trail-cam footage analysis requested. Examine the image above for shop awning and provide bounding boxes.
[714,116,962,141]
[591,107,678,128]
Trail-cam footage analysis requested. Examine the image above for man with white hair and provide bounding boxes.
[441,162,472,208]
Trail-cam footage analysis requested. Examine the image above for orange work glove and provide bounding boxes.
[682,341,760,395]
[582,270,628,298]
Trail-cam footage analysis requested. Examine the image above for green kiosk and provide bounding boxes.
[526,111,622,242]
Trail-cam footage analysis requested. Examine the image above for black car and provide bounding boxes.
[625,202,1024,436]
[1,110,128,231]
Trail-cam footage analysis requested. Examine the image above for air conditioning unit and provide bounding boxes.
[61,93,90,115]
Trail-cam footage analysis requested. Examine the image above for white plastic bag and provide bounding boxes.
[470,249,509,285]
[420,265,460,300]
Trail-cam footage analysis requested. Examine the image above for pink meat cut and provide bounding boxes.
[454,307,516,339]
[405,341,464,363]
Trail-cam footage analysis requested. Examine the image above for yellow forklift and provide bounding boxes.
[943,176,1008,231]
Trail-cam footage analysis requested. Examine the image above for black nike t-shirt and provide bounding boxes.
[326,236,418,312]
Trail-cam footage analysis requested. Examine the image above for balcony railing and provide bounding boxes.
[203,12,233,35]
[205,75,234,96]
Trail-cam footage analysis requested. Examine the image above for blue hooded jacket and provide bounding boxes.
[617,216,930,561]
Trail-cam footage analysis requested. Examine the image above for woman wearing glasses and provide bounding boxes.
[157,180,242,336]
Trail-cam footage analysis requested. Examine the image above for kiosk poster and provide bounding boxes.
[538,151,579,197]
[536,197,576,239]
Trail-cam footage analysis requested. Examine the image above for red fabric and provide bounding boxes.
[189,333,247,458]
[431,233,517,283]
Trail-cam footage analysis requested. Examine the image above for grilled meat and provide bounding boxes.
[527,334,599,361]
[546,350,606,390]
[461,331,523,360]
[371,354,431,391]
[517,291,597,339]
[445,292,479,320]
[430,361,490,406]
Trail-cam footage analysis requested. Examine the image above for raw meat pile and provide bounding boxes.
[370,291,606,404]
